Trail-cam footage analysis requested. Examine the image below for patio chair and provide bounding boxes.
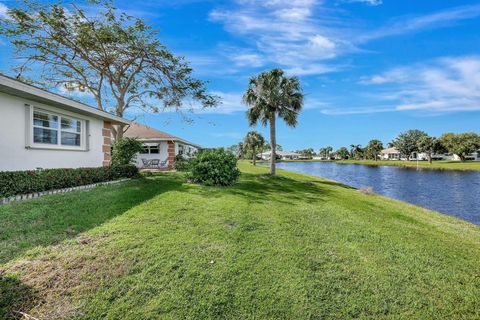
[149,159,160,168]
[159,160,168,169]
[141,158,151,168]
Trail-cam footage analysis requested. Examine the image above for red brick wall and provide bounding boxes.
[167,141,175,169]
[102,121,112,166]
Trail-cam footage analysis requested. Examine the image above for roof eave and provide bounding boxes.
[0,75,130,125]
[135,137,203,149]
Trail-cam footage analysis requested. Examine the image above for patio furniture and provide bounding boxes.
[141,158,151,168]
[159,160,168,169]
[149,159,160,168]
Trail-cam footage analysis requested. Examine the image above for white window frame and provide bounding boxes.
[28,106,87,151]
[140,143,161,154]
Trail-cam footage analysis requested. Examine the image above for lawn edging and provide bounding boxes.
[0,178,132,205]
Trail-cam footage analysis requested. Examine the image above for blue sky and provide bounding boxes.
[1,0,480,150]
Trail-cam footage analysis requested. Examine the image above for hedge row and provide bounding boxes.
[0,165,139,198]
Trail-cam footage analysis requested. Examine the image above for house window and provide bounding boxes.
[33,110,58,144]
[141,144,160,154]
[32,108,83,148]
[178,144,184,155]
[61,117,81,146]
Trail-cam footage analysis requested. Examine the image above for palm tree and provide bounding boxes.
[366,139,384,161]
[237,142,245,160]
[244,131,265,166]
[350,144,362,159]
[325,146,333,159]
[243,69,304,175]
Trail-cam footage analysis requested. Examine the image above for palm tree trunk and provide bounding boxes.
[252,145,256,166]
[269,115,276,175]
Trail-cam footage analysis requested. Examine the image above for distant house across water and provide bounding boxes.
[380,147,480,161]
[258,151,301,160]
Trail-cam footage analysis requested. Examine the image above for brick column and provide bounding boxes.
[167,141,175,169]
[102,121,112,166]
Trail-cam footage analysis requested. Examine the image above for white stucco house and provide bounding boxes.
[258,151,301,160]
[123,122,202,169]
[380,146,480,161]
[0,74,129,171]
[380,147,402,160]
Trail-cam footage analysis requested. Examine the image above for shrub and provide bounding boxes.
[173,154,192,172]
[187,149,240,186]
[111,138,144,166]
[0,165,138,198]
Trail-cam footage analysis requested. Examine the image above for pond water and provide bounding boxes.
[272,162,480,225]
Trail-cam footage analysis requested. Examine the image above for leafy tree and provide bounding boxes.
[336,147,350,160]
[111,138,143,166]
[392,130,428,160]
[237,142,245,160]
[295,148,315,159]
[440,132,480,161]
[243,69,304,175]
[325,146,333,159]
[244,131,265,166]
[227,144,239,156]
[319,146,333,159]
[1,1,218,139]
[417,136,444,164]
[350,144,362,159]
[366,139,384,161]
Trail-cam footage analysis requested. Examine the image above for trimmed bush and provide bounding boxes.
[111,138,144,166]
[0,165,138,198]
[187,149,240,186]
[173,154,192,172]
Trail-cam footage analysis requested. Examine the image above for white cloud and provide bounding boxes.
[209,0,345,75]
[320,106,394,115]
[361,4,480,42]
[231,53,264,68]
[358,56,480,114]
[0,2,9,18]
[210,1,480,76]
[343,0,382,6]
[285,64,337,76]
[57,84,93,98]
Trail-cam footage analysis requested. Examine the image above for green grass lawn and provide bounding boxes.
[336,159,480,171]
[1,163,480,319]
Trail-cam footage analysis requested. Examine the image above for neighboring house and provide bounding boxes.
[0,74,129,171]
[444,151,480,161]
[380,147,402,160]
[380,147,480,161]
[123,122,202,169]
[258,151,301,160]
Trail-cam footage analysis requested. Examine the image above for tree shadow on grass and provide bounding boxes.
[0,273,36,320]
[193,173,355,205]
[0,174,184,265]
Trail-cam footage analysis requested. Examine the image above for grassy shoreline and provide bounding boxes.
[258,159,480,171]
[336,159,480,171]
[1,163,479,319]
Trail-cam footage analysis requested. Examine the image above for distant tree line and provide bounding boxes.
[335,130,480,163]
[226,130,480,163]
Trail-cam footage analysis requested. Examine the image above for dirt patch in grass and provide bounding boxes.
[0,234,131,319]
